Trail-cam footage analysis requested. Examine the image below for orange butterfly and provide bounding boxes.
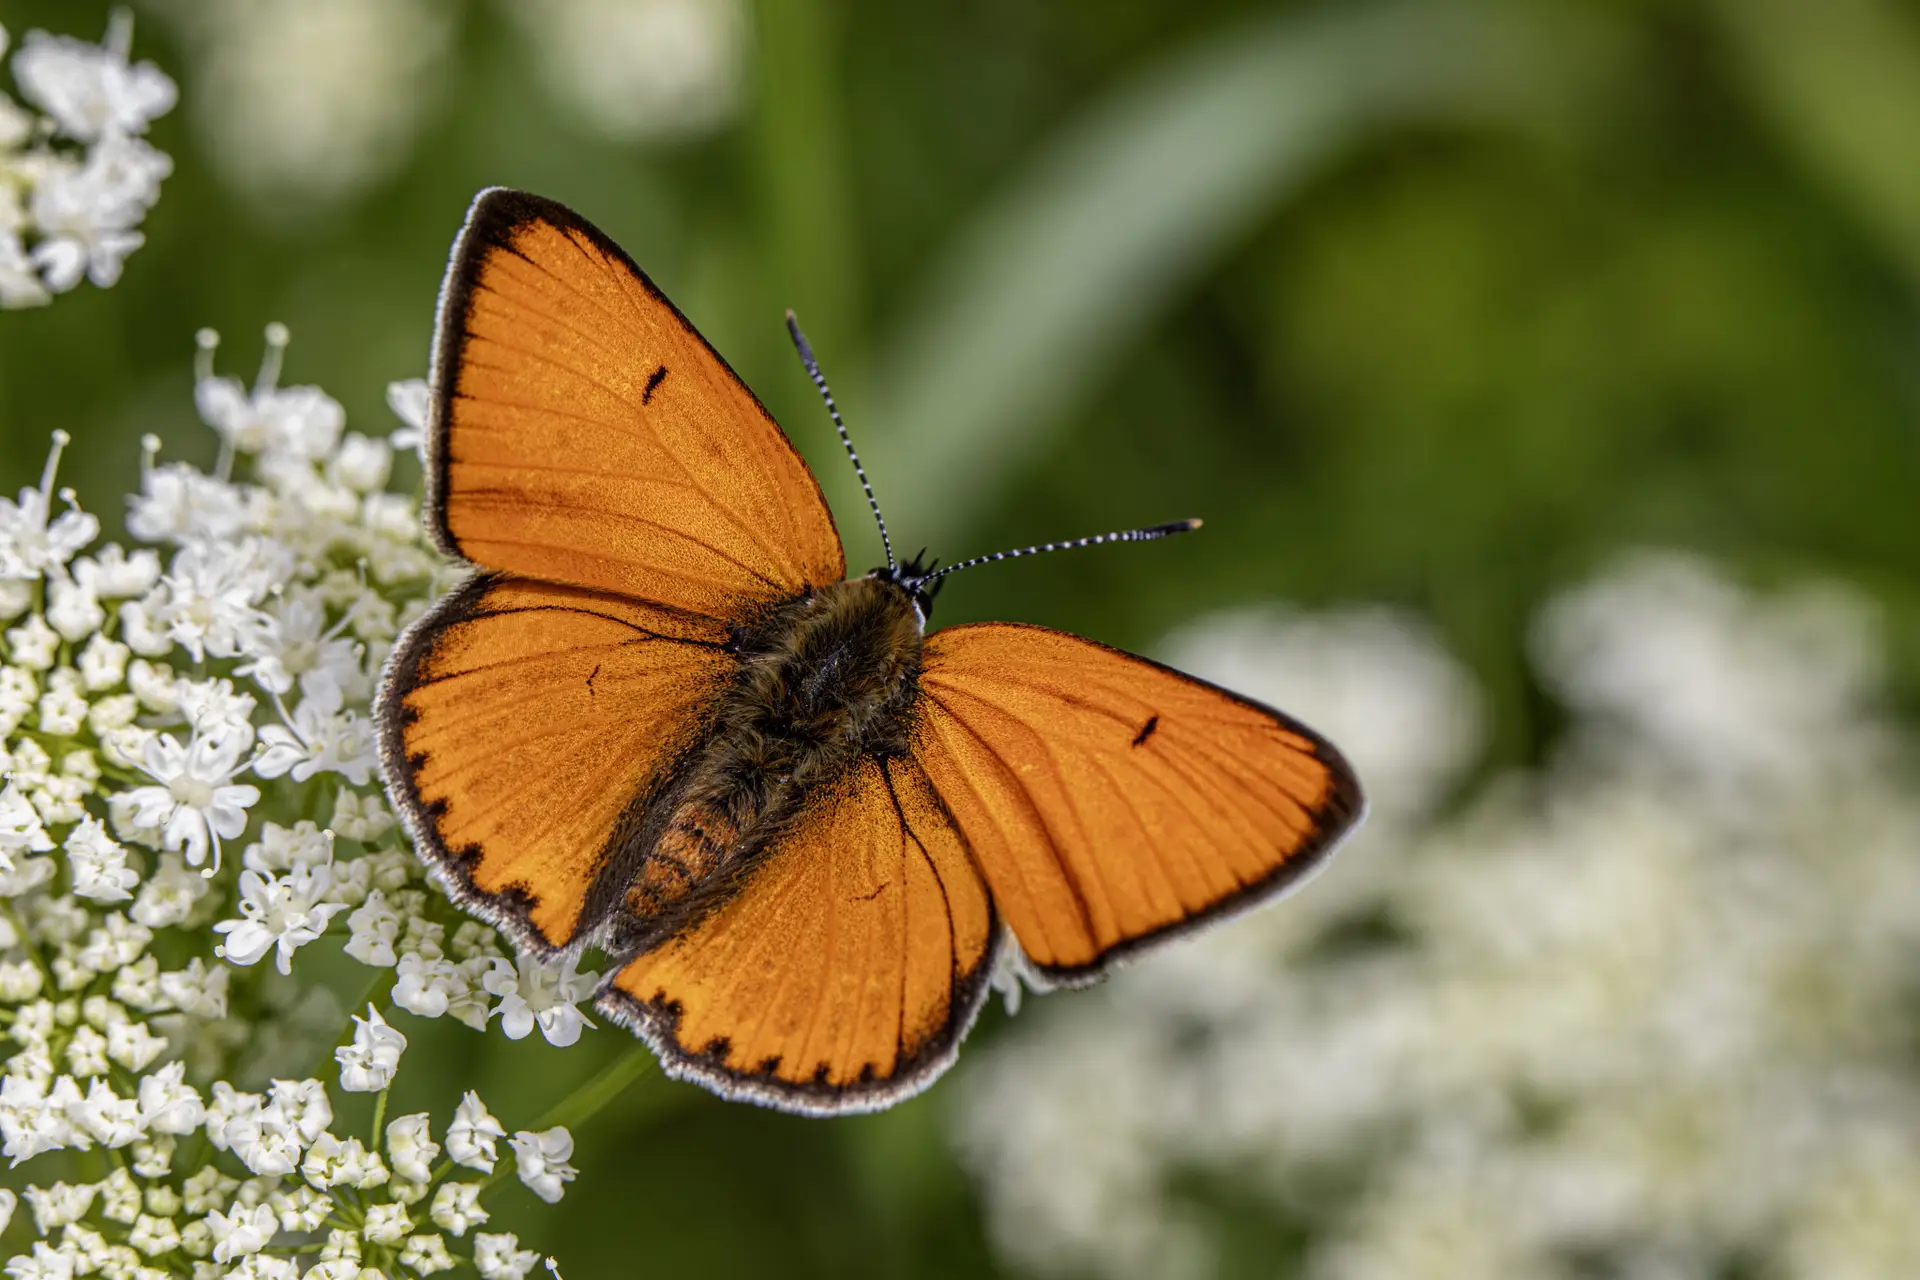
[376,188,1363,1115]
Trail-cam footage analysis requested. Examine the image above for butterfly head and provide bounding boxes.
[869,550,943,626]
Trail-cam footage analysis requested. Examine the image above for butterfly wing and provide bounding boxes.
[598,755,998,1114]
[383,188,852,953]
[914,622,1363,984]
[378,575,734,954]
[428,187,844,614]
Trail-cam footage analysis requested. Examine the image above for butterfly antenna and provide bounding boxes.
[919,518,1203,589]
[786,311,895,572]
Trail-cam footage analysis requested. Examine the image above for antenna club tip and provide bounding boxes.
[1185,518,1203,531]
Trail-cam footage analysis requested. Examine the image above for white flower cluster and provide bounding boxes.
[0,10,174,308]
[0,328,601,1273]
[953,556,1920,1280]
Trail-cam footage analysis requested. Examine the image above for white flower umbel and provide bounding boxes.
[0,302,589,1270]
[0,10,174,305]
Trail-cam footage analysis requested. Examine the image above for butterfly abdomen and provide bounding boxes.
[595,575,925,956]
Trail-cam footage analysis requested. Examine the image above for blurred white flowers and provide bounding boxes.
[0,10,174,307]
[502,0,746,143]
[954,555,1920,1280]
[150,0,453,213]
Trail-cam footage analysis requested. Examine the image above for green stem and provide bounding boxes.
[533,1045,657,1131]
[370,1086,389,1149]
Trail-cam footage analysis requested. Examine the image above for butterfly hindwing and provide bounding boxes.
[914,622,1363,984]
[430,187,845,616]
[598,754,998,1115]
[377,574,734,953]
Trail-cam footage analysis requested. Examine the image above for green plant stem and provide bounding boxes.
[370,1085,389,1149]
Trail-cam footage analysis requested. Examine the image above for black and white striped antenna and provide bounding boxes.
[915,519,1202,590]
[786,312,895,572]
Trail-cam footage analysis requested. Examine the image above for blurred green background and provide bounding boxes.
[3,0,1920,1274]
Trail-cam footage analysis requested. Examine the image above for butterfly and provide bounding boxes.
[375,188,1364,1116]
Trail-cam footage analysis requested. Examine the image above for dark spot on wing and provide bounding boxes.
[853,884,885,903]
[587,663,600,697]
[1132,715,1160,747]
[642,365,668,404]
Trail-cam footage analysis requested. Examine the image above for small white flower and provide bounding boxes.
[318,1227,361,1262]
[129,1133,174,1176]
[97,1166,140,1223]
[137,1062,204,1134]
[387,378,429,455]
[34,677,87,736]
[344,889,402,966]
[130,853,211,929]
[238,590,362,697]
[180,1163,239,1213]
[4,1242,77,1279]
[175,675,258,745]
[0,781,55,862]
[475,1232,544,1280]
[126,459,250,546]
[333,431,394,492]
[269,1183,333,1232]
[206,1200,276,1262]
[331,786,395,842]
[151,536,284,662]
[72,544,160,598]
[300,1132,389,1190]
[128,1212,179,1256]
[6,613,60,669]
[400,1232,457,1275]
[27,131,171,291]
[0,433,98,580]
[64,817,136,903]
[213,861,346,975]
[363,1200,413,1245]
[104,1019,164,1071]
[386,1110,439,1183]
[335,1004,406,1092]
[123,725,260,872]
[484,954,599,1047]
[0,233,51,309]
[23,1179,96,1232]
[11,13,176,141]
[394,950,465,1019]
[43,577,103,642]
[430,1179,488,1236]
[75,632,129,690]
[157,957,229,1019]
[67,1078,140,1146]
[511,1126,579,1204]
[253,681,376,785]
[447,1091,507,1173]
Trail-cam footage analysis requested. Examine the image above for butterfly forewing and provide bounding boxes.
[598,755,997,1114]
[914,622,1363,983]
[430,187,844,615]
